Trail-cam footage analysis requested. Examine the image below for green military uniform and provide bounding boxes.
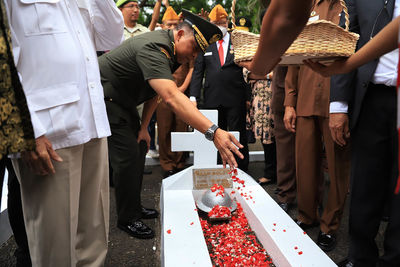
[99,29,178,223]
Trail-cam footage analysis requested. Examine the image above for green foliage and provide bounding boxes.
[129,0,269,33]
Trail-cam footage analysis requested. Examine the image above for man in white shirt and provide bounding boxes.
[4,0,124,266]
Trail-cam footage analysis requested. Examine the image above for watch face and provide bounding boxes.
[205,130,213,141]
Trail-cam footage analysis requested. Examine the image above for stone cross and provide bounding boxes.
[171,110,239,166]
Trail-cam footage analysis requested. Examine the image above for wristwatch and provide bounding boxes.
[204,124,219,141]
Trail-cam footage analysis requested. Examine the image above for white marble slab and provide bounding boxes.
[160,167,337,267]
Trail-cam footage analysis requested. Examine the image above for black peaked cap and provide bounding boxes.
[181,9,222,53]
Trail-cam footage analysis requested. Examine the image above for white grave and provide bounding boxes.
[161,110,336,267]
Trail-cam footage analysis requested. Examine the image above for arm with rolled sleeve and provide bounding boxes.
[89,0,124,50]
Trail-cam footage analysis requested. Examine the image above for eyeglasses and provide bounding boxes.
[370,0,390,40]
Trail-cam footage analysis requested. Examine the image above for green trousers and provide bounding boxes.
[106,101,147,223]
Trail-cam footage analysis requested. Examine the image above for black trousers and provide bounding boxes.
[0,157,31,266]
[348,83,400,267]
[213,105,249,171]
[262,142,277,180]
[106,101,147,223]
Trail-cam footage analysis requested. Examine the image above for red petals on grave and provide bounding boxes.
[298,251,303,255]
[190,222,194,225]
[208,205,231,219]
[211,184,225,197]
[167,229,171,234]
[200,202,274,266]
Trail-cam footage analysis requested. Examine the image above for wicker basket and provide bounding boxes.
[230,0,360,65]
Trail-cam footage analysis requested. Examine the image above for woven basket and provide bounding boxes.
[230,0,360,65]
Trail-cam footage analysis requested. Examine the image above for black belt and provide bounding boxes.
[370,82,396,90]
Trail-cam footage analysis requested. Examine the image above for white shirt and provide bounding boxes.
[5,0,124,150]
[330,0,399,113]
[216,32,230,65]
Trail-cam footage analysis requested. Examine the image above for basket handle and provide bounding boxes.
[339,0,350,31]
[231,0,236,28]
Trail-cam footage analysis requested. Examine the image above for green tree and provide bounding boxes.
[128,0,269,33]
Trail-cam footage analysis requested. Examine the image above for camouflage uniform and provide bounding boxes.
[0,0,34,159]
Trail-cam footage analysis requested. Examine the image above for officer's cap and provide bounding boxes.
[116,0,138,8]
[181,9,222,53]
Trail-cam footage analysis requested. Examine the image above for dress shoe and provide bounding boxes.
[294,219,319,230]
[143,167,152,175]
[117,220,154,239]
[257,177,276,186]
[274,188,282,194]
[163,170,175,178]
[337,259,354,267]
[141,207,158,219]
[317,231,336,252]
[278,202,291,213]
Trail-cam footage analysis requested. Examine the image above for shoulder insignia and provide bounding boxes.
[160,48,171,59]
[209,34,221,44]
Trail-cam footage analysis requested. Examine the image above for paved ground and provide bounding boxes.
[0,161,386,267]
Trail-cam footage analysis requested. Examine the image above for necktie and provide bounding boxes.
[218,39,224,66]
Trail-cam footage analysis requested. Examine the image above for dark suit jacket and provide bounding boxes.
[189,36,250,108]
[330,0,396,129]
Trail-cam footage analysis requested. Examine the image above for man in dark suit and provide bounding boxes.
[329,0,400,266]
[189,4,250,171]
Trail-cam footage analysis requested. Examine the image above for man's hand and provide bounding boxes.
[191,100,197,108]
[284,106,296,133]
[303,59,349,77]
[329,113,350,146]
[162,0,169,7]
[198,8,209,20]
[213,129,243,169]
[137,127,151,152]
[21,135,63,176]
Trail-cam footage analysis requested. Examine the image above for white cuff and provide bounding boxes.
[189,96,197,102]
[330,101,348,113]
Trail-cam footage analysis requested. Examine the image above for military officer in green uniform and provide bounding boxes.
[99,9,243,239]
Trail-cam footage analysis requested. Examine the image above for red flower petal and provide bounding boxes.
[167,229,171,234]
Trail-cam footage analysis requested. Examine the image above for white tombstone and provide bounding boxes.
[161,110,336,267]
[171,110,239,166]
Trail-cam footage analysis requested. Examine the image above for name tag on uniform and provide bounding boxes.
[204,52,213,56]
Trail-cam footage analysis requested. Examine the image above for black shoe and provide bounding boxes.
[294,219,320,230]
[278,202,291,213]
[143,167,152,175]
[337,259,354,267]
[163,170,175,178]
[141,207,158,219]
[317,231,336,252]
[14,247,32,267]
[274,188,282,194]
[117,220,154,239]
[257,177,276,185]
